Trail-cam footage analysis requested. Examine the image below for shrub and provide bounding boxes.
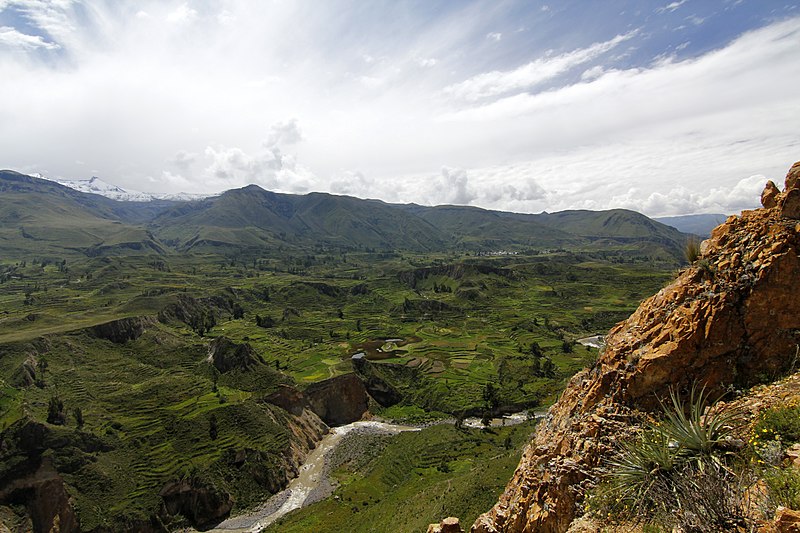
[753,402,800,445]
[763,466,800,510]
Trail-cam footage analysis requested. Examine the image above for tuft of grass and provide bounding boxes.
[763,466,800,510]
[685,238,701,263]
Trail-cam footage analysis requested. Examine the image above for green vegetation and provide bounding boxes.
[265,422,537,533]
[0,170,684,529]
[0,248,673,529]
[753,402,800,445]
[589,386,800,531]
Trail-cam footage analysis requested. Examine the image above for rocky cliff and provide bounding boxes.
[472,161,800,533]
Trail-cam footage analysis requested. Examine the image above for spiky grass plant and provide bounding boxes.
[659,384,738,458]
[597,384,748,529]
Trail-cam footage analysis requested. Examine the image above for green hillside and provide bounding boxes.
[0,171,169,257]
[0,170,682,531]
[0,171,691,261]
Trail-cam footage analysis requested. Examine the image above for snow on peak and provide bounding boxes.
[42,175,213,203]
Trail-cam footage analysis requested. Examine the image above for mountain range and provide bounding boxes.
[0,170,692,260]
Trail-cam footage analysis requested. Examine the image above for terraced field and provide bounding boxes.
[0,250,673,529]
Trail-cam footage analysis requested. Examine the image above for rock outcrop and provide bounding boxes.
[158,477,233,529]
[90,316,155,344]
[473,161,800,533]
[207,336,265,373]
[351,357,410,407]
[264,374,370,425]
[304,373,370,426]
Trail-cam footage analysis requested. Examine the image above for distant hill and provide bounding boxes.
[151,186,448,253]
[0,170,692,260]
[397,204,579,249]
[0,170,169,257]
[654,214,728,237]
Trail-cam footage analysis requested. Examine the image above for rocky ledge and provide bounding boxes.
[472,161,800,533]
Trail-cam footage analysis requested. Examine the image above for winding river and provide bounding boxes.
[206,421,419,532]
[201,411,538,532]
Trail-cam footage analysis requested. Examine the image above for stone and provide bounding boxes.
[775,506,800,533]
[428,517,465,533]
[787,443,800,468]
[781,189,800,219]
[762,180,780,209]
[785,161,800,191]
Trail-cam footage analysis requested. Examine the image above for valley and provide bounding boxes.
[0,171,680,531]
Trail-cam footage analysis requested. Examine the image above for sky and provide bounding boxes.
[1,0,799,216]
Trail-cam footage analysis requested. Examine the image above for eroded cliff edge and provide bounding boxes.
[472,161,800,533]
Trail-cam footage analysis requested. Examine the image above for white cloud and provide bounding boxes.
[439,167,475,205]
[167,3,197,23]
[444,30,637,102]
[415,56,438,67]
[686,15,705,26]
[3,0,77,47]
[329,170,372,195]
[580,65,607,81]
[195,120,315,193]
[265,119,303,148]
[0,3,798,217]
[657,0,688,14]
[0,26,59,49]
[486,32,502,42]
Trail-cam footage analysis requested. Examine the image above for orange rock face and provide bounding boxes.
[472,161,800,533]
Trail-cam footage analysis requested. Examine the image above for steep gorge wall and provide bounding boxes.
[472,162,800,533]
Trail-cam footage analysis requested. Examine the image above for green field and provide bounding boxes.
[266,422,538,533]
[0,248,673,530]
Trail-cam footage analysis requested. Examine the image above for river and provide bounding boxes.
[198,411,536,532]
[205,420,419,532]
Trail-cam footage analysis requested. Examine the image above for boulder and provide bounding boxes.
[785,161,800,191]
[781,189,800,219]
[428,517,465,533]
[762,180,780,208]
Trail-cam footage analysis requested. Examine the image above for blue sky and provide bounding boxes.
[1,0,799,215]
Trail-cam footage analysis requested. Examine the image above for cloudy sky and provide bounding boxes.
[1,0,799,216]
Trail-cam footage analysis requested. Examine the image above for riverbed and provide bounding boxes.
[194,410,536,532]
[205,420,419,532]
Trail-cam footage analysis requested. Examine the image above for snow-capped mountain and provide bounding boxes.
[42,175,212,203]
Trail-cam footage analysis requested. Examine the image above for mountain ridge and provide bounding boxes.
[0,170,690,260]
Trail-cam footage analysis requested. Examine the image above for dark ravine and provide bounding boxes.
[471,161,800,532]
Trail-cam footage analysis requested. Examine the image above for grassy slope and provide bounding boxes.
[266,422,538,533]
[0,323,291,529]
[0,248,672,529]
